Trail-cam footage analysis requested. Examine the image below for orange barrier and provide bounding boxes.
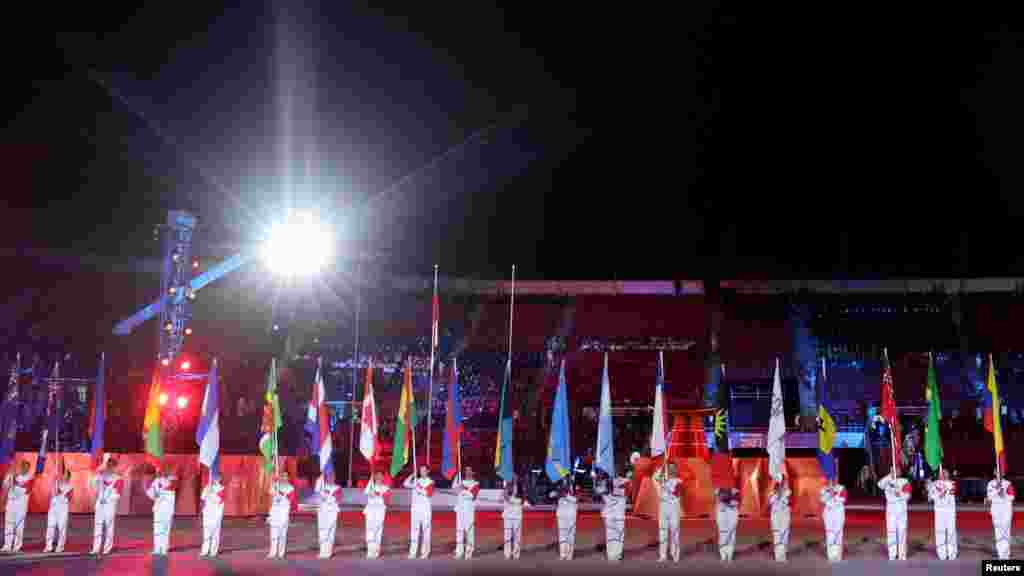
[631,456,826,519]
[1,453,305,516]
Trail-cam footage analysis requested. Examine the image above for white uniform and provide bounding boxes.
[200,480,225,557]
[878,474,911,560]
[988,478,1015,559]
[715,488,740,562]
[44,478,73,553]
[768,485,791,561]
[404,475,433,559]
[363,480,389,559]
[145,475,177,555]
[316,477,342,558]
[267,479,294,558]
[926,479,957,560]
[556,490,578,560]
[2,472,34,553]
[453,478,480,559]
[502,491,524,559]
[600,477,629,561]
[91,471,123,555]
[657,474,683,562]
[820,483,847,561]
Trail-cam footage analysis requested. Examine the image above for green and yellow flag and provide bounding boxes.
[390,359,418,476]
[924,353,943,472]
[259,358,282,474]
[143,368,163,466]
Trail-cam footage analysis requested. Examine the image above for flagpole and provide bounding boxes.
[991,353,1002,482]
[506,265,515,479]
[426,265,438,470]
[411,358,418,474]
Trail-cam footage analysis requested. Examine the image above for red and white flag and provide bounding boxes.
[359,361,378,463]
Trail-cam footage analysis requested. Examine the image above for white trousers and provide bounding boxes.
[993,508,1013,559]
[933,508,957,560]
[2,500,27,552]
[557,511,576,559]
[716,505,738,562]
[823,507,845,561]
[409,507,431,558]
[364,507,385,559]
[455,506,475,558]
[503,516,522,559]
[45,502,69,552]
[152,502,174,555]
[91,503,117,554]
[268,508,290,558]
[604,512,625,561]
[886,504,908,560]
[658,503,680,562]
[201,509,223,556]
[771,507,790,561]
[318,505,339,558]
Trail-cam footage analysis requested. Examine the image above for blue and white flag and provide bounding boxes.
[767,358,786,481]
[305,358,333,479]
[36,362,60,475]
[650,351,667,458]
[196,358,221,478]
[595,353,615,476]
[545,358,572,482]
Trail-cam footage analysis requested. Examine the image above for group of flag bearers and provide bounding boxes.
[0,261,1018,562]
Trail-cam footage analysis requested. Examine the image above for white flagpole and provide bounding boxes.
[426,265,438,469]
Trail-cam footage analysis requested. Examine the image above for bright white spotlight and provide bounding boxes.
[262,212,333,277]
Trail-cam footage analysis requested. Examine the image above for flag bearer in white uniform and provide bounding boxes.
[878,470,912,560]
[363,470,390,559]
[502,477,526,559]
[267,471,295,558]
[91,457,123,556]
[2,460,35,553]
[596,468,630,562]
[655,462,683,562]
[553,479,578,560]
[404,465,434,559]
[820,479,847,561]
[453,466,480,559]
[44,467,73,553]
[316,474,343,558]
[987,468,1015,559]
[926,468,957,560]
[199,475,225,557]
[145,463,177,555]
[715,485,740,562]
[768,475,791,562]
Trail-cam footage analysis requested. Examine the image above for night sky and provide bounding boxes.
[4,4,1024,283]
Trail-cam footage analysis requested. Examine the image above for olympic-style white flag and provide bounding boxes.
[650,351,667,458]
[767,357,786,482]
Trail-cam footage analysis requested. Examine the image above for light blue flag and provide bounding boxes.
[595,353,615,476]
[196,359,221,478]
[545,358,572,482]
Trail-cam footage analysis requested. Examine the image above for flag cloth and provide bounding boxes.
[432,288,440,358]
[880,355,901,472]
[37,362,61,475]
[595,352,615,476]
[924,354,943,473]
[259,358,282,474]
[390,359,418,476]
[650,351,667,458]
[767,358,786,482]
[197,358,221,478]
[0,356,21,469]
[709,355,733,489]
[442,358,463,480]
[495,357,514,481]
[89,354,106,469]
[304,358,333,479]
[545,358,572,482]
[359,361,378,463]
[817,358,838,480]
[143,367,164,466]
[984,354,1007,474]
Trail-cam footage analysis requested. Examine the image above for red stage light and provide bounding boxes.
[180,360,191,371]
[159,393,169,406]
[161,358,170,367]
[177,396,188,409]
[193,260,200,269]
[185,327,193,336]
